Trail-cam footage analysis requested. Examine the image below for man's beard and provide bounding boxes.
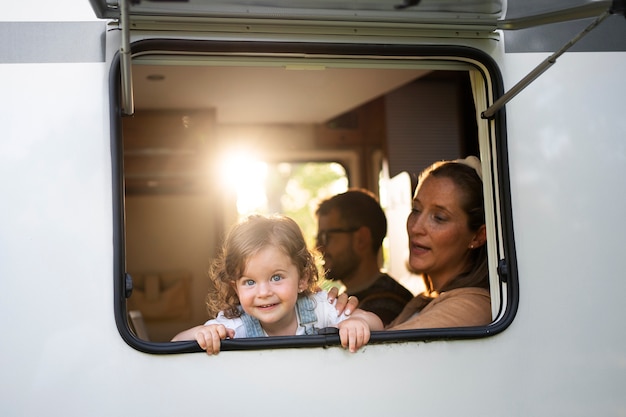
[324,249,360,282]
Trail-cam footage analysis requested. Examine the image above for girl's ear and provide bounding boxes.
[298,271,309,293]
[469,224,487,249]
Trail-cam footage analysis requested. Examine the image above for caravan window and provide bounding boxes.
[112,40,517,353]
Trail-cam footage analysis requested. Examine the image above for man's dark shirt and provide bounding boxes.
[350,273,413,326]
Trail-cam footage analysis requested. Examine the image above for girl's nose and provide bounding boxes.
[257,281,272,296]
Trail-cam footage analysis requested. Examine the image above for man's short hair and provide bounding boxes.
[316,189,387,254]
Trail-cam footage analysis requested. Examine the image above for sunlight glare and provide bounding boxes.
[220,151,268,216]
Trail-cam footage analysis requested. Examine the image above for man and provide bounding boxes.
[316,189,413,326]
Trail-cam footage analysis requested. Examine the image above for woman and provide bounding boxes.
[387,156,491,329]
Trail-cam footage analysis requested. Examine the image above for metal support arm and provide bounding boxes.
[119,0,134,116]
[482,1,624,119]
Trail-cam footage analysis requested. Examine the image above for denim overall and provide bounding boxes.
[239,295,319,337]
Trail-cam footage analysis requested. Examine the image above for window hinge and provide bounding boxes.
[497,259,508,283]
[125,273,134,298]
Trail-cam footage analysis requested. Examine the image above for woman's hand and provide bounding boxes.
[327,287,359,316]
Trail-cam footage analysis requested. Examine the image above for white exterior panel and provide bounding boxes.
[1,1,625,416]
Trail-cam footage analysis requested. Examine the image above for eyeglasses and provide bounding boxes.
[315,227,359,247]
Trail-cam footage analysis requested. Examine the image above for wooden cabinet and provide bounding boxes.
[122,110,216,194]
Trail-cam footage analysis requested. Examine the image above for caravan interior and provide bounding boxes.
[115,38,515,349]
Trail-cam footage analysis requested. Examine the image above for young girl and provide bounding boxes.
[171,214,383,354]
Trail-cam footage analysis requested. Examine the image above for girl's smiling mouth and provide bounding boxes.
[257,303,279,309]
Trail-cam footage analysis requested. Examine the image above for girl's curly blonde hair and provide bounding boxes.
[205,214,321,319]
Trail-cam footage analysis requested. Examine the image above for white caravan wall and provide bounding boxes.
[1,2,625,416]
[502,49,626,415]
[3,0,97,21]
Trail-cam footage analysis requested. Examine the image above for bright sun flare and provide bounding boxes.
[220,151,269,216]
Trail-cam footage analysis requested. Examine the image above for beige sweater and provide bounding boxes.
[387,287,491,330]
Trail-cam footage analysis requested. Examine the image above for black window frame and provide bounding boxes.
[110,38,518,354]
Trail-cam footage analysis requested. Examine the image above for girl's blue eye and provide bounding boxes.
[270,274,282,282]
[243,279,255,286]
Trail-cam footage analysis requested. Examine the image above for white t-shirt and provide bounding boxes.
[205,290,347,338]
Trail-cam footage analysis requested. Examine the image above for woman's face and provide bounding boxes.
[406,175,484,290]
